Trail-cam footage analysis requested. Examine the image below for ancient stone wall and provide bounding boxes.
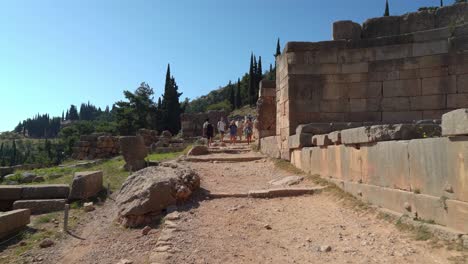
[180,110,227,137]
[288,109,468,233]
[256,80,277,143]
[72,134,120,160]
[276,13,468,159]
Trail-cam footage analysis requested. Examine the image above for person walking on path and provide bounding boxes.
[229,120,238,144]
[244,117,253,145]
[217,117,226,142]
[236,118,244,142]
[203,118,214,147]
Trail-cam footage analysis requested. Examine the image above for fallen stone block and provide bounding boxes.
[69,171,103,200]
[248,187,325,198]
[441,109,468,136]
[341,124,441,145]
[187,145,209,156]
[21,185,70,200]
[116,165,200,227]
[333,20,362,40]
[269,176,303,186]
[13,199,66,214]
[0,209,30,239]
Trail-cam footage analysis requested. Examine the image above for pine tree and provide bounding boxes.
[61,111,64,121]
[236,78,242,109]
[384,0,390,16]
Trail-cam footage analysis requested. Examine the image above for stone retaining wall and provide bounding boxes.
[72,133,120,160]
[276,11,468,159]
[283,109,468,234]
[256,80,277,145]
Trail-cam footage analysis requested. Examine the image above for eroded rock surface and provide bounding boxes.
[116,165,200,227]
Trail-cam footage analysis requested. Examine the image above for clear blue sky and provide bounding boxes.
[0,0,452,132]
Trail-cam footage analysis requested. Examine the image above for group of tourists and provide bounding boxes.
[202,116,254,146]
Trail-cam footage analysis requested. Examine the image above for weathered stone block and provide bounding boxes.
[447,93,468,109]
[347,82,382,98]
[0,186,22,200]
[13,199,66,214]
[441,109,468,136]
[362,16,400,39]
[119,136,148,171]
[383,79,421,97]
[327,131,341,144]
[341,62,368,74]
[69,171,103,200]
[410,95,446,110]
[400,10,435,34]
[333,20,362,40]
[321,83,348,100]
[412,40,449,57]
[382,97,410,111]
[288,133,314,149]
[300,147,313,174]
[382,111,423,122]
[361,141,411,190]
[312,134,332,147]
[422,75,456,95]
[457,74,468,94]
[0,209,30,239]
[21,185,70,200]
[260,136,281,159]
[341,124,441,145]
[446,200,468,233]
[349,98,381,112]
[320,99,349,113]
[375,44,412,61]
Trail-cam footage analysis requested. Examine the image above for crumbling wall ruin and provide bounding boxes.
[72,134,120,160]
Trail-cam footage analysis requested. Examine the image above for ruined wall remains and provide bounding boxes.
[276,3,468,160]
[72,134,120,160]
[289,109,468,234]
[180,110,227,137]
[256,80,277,143]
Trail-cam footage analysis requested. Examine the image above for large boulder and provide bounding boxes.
[187,145,209,156]
[119,136,148,172]
[116,165,200,227]
[69,171,103,200]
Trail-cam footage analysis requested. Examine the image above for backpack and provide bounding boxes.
[207,123,213,133]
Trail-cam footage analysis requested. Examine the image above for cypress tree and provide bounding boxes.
[440,0,443,6]
[384,0,390,16]
[248,53,254,106]
[10,140,16,166]
[256,56,263,102]
[236,78,242,109]
[161,64,182,134]
[229,81,235,109]
[275,38,281,57]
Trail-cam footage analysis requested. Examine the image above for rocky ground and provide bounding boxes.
[1,142,467,264]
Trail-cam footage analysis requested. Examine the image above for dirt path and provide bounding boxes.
[7,142,466,264]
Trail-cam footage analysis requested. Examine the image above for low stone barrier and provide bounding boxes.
[0,209,30,239]
[13,199,66,214]
[0,185,69,211]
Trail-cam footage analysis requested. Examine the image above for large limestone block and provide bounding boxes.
[446,200,468,233]
[0,186,22,200]
[361,141,411,190]
[341,124,441,145]
[362,16,400,39]
[312,134,332,147]
[0,209,30,239]
[260,136,281,159]
[13,199,66,214]
[339,146,363,183]
[300,147,313,174]
[290,150,302,170]
[408,137,468,202]
[442,109,468,136]
[21,185,70,200]
[333,20,362,40]
[69,171,103,200]
[119,136,148,171]
[116,165,200,227]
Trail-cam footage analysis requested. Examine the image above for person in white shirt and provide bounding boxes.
[217,117,226,142]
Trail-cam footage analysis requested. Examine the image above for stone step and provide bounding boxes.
[185,156,265,163]
[0,209,30,239]
[207,186,327,199]
[13,199,66,214]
